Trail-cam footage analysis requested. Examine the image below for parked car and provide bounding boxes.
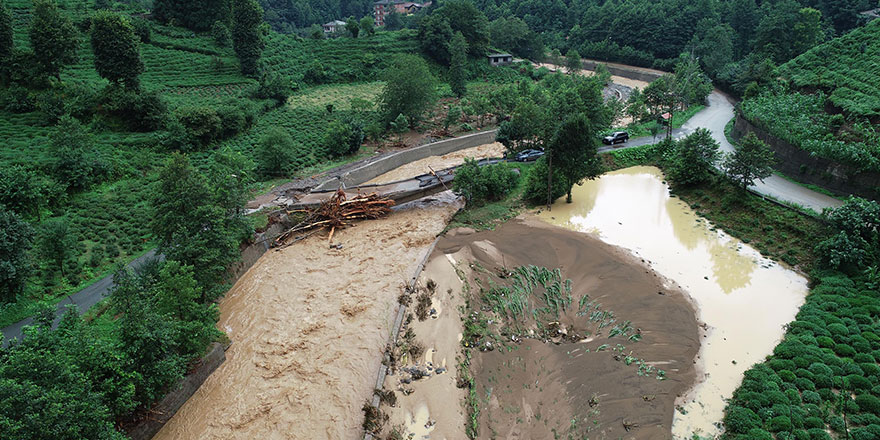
[602,131,630,145]
[515,149,545,162]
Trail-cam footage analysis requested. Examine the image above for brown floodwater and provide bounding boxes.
[365,142,506,185]
[538,166,808,439]
[152,194,461,440]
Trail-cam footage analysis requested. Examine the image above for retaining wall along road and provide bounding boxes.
[126,342,227,440]
[315,130,499,190]
[581,59,663,83]
[732,113,880,200]
[129,223,289,440]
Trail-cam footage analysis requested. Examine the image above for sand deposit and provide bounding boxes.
[365,142,506,185]
[385,219,700,439]
[153,194,462,440]
[539,166,808,438]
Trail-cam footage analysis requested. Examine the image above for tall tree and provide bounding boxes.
[154,0,230,31]
[150,153,241,297]
[0,207,33,303]
[232,0,265,76]
[359,16,374,36]
[722,132,776,190]
[346,16,359,37]
[91,11,144,89]
[0,0,12,61]
[549,113,602,203]
[48,116,101,191]
[418,13,454,64]
[378,54,438,126]
[29,0,78,80]
[36,218,75,279]
[434,0,489,55]
[564,48,581,74]
[448,31,468,98]
[667,128,721,186]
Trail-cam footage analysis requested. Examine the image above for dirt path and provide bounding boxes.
[153,194,462,440]
[385,217,700,439]
[365,142,506,185]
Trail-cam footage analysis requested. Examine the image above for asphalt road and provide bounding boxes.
[1,249,159,346]
[599,91,843,213]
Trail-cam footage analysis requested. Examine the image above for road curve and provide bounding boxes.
[601,90,843,213]
[1,249,159,346]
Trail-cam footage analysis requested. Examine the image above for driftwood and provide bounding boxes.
[274,189,395,247]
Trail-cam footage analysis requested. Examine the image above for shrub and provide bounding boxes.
[803,416,824,429]
[522,156,567,205]
[256,127,295,177]
[724,406,762,434]
[253,70,294,104]
[452,159,519,205]
[802,390,821,404]
[769,416,793,432]
[858,394,880,415]
[130,17,151,43]
[323,118,365,157]
[98,86,167,131]
[211,20,231,47]
[169,105,222,150]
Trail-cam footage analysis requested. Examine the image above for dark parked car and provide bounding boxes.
[515,149,545,162]
[602,131,629,145]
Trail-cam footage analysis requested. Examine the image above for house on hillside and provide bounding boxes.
[322,20,347,34]
[373,0,431,26]
[487,53,513,66]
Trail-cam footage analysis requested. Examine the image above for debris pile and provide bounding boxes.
[274,189,395,247]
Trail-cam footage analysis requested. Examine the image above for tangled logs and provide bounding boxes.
[274,189,396,247]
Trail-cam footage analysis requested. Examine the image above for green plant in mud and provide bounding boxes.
[481,265,573,322]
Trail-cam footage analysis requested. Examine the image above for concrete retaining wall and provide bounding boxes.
[128,221,291,440]
[315,130,498,190]
[127,342,227,440]
[732,113,880,199]
[581,60,663,83]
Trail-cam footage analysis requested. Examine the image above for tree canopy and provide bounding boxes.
[91,11,144,89]
[232,0,265,76]
[378,54,437,127]
[29,0,78,80]
[722,132,776,189]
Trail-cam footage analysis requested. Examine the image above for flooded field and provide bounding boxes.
[153,195,461,440]
[538,166,808,438]
[385,220,699,439]
[365,142,506,184]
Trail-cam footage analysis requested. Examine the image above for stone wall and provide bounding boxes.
[732,113,880,200]
[315,129,499,190]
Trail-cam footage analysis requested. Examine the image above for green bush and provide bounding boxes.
[256,127,296,177]
[522,156,567,205]
[322,118,365,157]
[769,416,793,432]
[451,158,519,206]
[724,406,762,434]
[857,394,880,416]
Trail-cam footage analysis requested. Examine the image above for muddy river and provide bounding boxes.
[152,194,461,440]
[538,166,808,438]
[365,142,506,185]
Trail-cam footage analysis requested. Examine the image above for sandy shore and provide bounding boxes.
[153,194,462,440]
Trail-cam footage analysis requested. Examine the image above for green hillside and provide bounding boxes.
[779,19,880,117]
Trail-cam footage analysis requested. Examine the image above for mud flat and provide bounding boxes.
[152,194,461,440]
[538,166,808,438]
[365,142,506,185]
[384,218,699,439]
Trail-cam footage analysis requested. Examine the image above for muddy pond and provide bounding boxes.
[538,166,808,438]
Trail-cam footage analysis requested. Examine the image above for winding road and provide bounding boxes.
[1,86,844,346]
[600,90,844,212]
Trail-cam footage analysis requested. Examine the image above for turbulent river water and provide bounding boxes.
[538,166,808,439]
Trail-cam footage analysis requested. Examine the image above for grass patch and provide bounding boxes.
[672,180,827,268]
